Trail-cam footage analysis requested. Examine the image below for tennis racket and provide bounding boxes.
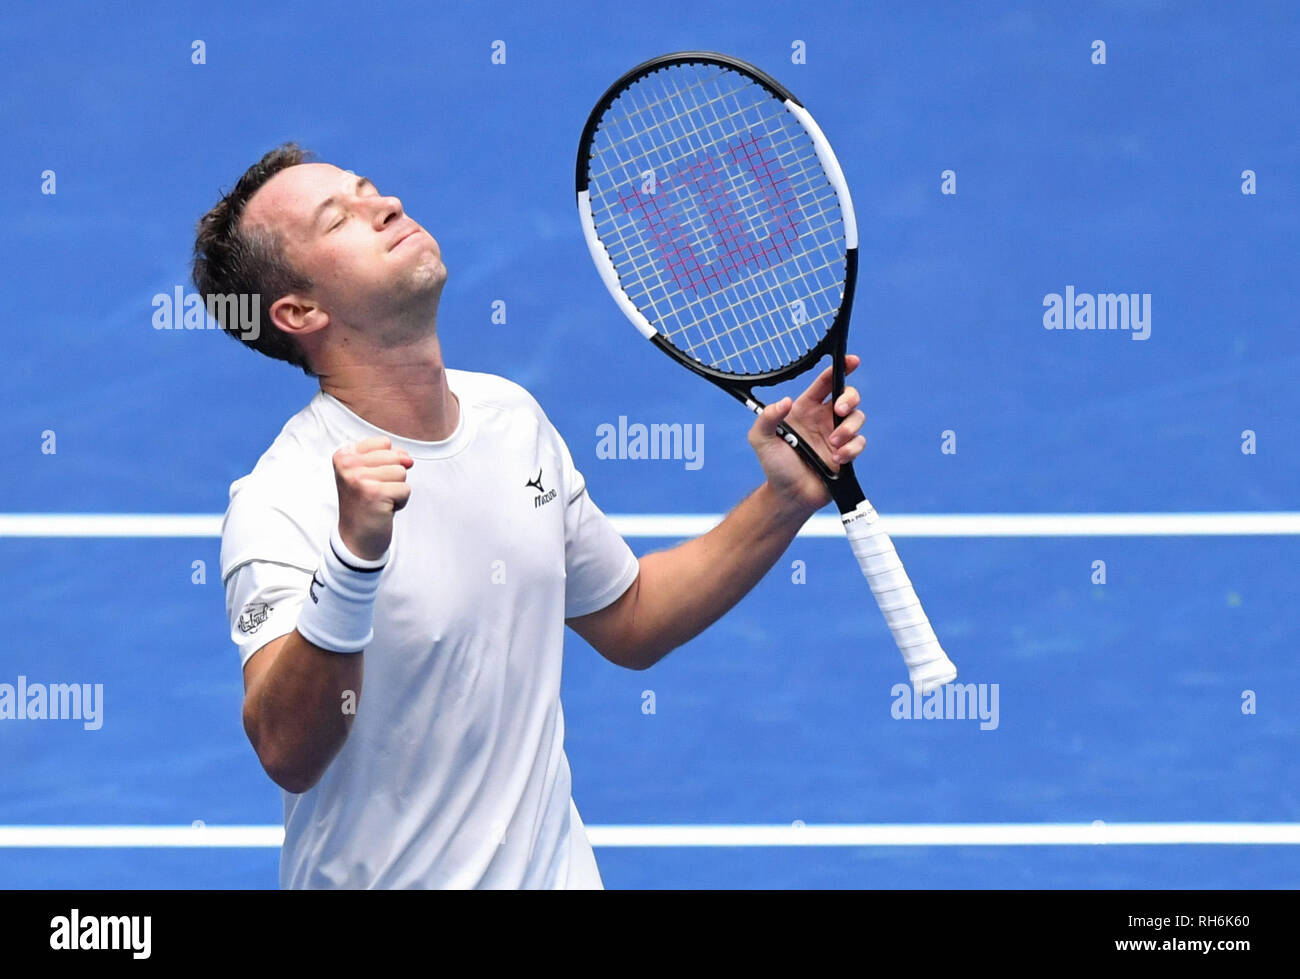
[575,51,956,692]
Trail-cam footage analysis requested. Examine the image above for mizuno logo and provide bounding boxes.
[527,468,557,509]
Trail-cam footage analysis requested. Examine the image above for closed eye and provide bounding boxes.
[316,176,378,234]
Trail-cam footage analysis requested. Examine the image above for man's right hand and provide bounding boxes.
[332,437,414,560]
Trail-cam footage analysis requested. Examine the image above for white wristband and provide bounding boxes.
[294,527,389,654]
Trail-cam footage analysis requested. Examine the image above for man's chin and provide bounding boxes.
[414,257,447,294]
[392,262,446,316]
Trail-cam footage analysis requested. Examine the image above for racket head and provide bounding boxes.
[576,52,859,389]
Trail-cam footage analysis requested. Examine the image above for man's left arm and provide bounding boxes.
[568,355,866,671]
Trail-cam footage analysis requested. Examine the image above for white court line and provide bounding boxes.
[2,512,1299,539]
[1,824,1298,848]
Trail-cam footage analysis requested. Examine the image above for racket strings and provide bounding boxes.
[588,72,748,174]
[603,67,837,301]
[592,124,843,320]
[595,67,842,371]
[592,152,842,314]
[593,208,845,366]
[589,75,794,184]
[604,161,839,372]
[585,62,847,376]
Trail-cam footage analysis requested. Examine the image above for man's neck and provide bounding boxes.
[317,335,459,443]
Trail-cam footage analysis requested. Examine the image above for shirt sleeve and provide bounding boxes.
[224,560,314,668]
[554,426,640,619]
[220,468,334,582]
[220,456,337,666]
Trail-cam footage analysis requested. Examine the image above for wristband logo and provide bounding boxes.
[237,602,273,634]
[309,572,324,604]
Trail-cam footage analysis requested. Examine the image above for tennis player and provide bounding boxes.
[194,144,866,889]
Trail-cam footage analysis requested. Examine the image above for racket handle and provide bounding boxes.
[842,500,957,693]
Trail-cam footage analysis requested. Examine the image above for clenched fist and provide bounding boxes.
[333,437,414,560]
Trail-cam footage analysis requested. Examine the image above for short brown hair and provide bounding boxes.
[192,143,318,375]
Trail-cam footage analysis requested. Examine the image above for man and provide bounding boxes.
[194,143,867,889]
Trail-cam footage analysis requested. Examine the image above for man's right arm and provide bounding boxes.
[237,436,413,794]
[241,630,363,794]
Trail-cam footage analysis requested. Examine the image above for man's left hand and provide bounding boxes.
[747,354,866,515]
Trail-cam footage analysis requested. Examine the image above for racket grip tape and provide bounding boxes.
[842,500,957,693]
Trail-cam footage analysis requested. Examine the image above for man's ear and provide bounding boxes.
[268,293,329,340]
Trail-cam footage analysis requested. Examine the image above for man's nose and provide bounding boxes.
[372,195,403,225]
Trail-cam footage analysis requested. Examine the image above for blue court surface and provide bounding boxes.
[1,1,1297,888]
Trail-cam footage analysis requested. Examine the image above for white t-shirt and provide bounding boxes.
[220,369,640,889]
